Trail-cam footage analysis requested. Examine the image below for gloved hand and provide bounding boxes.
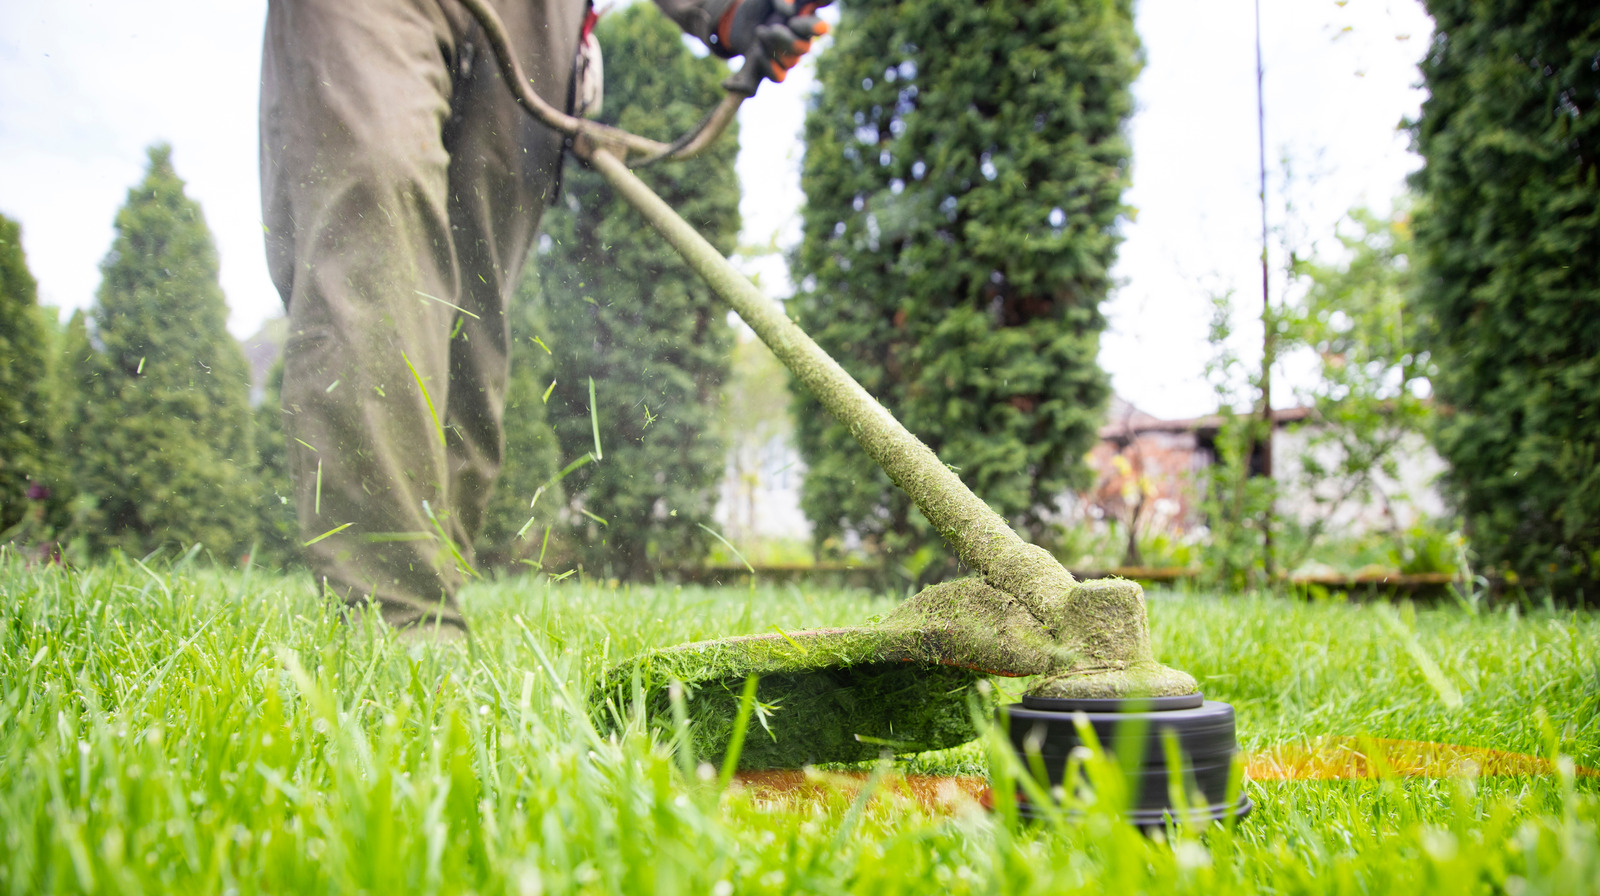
[709,0,832,83]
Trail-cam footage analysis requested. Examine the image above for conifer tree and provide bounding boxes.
[478,270,564,567]
[75,144,257,559]
[55,310,99,541]
[1410,2,1600,599]
[0,213,56,537]
[251,360,297,568]
[532,3,739,579]
[791,0,1136,574]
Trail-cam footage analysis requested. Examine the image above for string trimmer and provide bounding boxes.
[460,0,1248,822]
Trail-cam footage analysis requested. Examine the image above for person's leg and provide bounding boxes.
[261,0,579,629]
[438,0,580,549]
[260,0,474,628]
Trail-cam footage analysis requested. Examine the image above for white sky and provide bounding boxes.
[0,0,1431,420]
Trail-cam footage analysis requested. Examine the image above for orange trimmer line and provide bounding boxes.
[732,739,1598,815]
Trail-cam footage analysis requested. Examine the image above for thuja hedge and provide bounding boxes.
[1410,1,1600,601]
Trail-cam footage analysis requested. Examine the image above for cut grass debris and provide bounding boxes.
[401,349,448,451]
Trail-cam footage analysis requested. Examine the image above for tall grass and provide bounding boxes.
[2,552,1596,894]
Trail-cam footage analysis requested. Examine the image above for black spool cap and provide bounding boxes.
[1000,695,1252,826]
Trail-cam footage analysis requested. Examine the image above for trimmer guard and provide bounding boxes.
[592,580,1074,768]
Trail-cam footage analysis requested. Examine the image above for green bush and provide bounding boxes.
[790,0,1136,579]
[476,266,564,570]
[530,5,739,579]
[0,212,63,545]
[1410,1,1600,601]
[70,145,258,560]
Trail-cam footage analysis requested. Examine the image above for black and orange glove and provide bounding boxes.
[709,0,832,84]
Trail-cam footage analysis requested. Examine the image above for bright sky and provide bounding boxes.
[0,0,1431,420]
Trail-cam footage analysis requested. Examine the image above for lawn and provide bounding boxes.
[2,553,1597,894]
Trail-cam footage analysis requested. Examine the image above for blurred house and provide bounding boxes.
[715,428,810,543]
[1082,397,1446,538]
[707,391,1448,555]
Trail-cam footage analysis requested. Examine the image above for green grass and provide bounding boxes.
[2,552,1598,894]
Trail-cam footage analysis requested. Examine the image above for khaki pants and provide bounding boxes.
[260,0,581,628]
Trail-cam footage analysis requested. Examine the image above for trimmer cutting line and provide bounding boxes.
[735,738,1600,816]
[460,0,1247,821]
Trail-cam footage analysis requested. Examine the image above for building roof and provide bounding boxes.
[1098,401,1316,440]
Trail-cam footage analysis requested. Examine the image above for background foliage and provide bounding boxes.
[6,2,1597,605]
[528,4,739,579]
[790,0,1136,578]
[1274,205,1438,575]
[1197,287,1278,588]
[250,360,297,569]
[0,212,62,541]
[1283,205,1433,532]
[1410,0,1600,601]
[476,268,566,568]
[1197,201,1439,586]
[69,145,257,560]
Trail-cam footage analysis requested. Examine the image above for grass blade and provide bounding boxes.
[515,452,597,538]
[402,350,447,450]
[414,289,481,319]
[588,377,603,461]
[302,522,352,546]
[698,523,753,574]
[717,675,760,790]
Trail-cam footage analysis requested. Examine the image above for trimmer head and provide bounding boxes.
[602,654,990,769]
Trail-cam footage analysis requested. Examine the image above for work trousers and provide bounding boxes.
[260,0,581,628]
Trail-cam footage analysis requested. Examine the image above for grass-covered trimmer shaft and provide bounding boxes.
[581,142,1196,766]
[453,0,1195,766]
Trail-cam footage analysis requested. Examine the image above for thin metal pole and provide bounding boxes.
[1254,0,1276,580]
